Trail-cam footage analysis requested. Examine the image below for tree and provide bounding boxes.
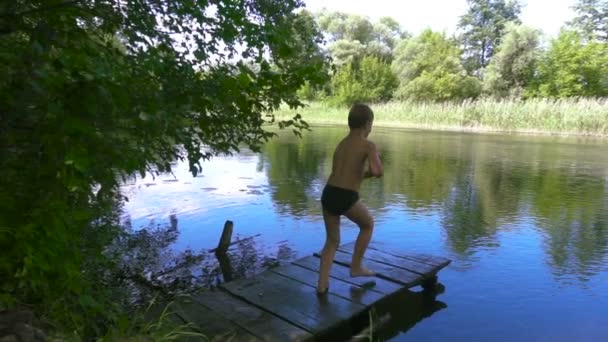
[0,0,328,335]
[291,10,332,101]
[358,55,399,101]
[528,30,608,97]
[330,62,367,104]
[483,23,541,98]
[369,16,409,58]
[328,38,368,65]
[568,0,608,41]
[331,55,397,105]
[458,0,522,75]
[316,10,407,65]
[392,29,481,101]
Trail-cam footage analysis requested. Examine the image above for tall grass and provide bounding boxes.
[51,298,207,342]
[274,98,608,136]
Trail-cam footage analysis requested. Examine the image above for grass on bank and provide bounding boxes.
[48,298,207,342]
[274,98,608,136]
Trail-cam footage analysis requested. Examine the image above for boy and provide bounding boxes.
[317,103,384,295]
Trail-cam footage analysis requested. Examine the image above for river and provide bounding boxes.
[121,125,608,341]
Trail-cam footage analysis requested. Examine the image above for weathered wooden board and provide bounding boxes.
[337,246,438,276]
[171,296,260,342]
[270,264,384,306]
[192,290,312,342]
[385,251,451,269]
[293,256,403,295]
[319,250,423,287]
[342,242,451,268]
[221,271,367,334]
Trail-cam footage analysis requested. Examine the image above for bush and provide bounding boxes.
[330,55,397,105]
[392,29,481,101]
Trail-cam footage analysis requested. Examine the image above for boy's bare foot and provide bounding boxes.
[350,267,376,277]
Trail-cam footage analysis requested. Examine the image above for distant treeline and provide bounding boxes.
[297,0,608,105]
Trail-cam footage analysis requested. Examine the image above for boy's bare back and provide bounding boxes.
[327,136,380,192]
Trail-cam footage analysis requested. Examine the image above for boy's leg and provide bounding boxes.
[344,201,375,277]
[317,210,341,293]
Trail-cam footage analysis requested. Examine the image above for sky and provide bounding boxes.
[304,0,577,38]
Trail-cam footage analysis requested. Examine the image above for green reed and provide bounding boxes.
[274,98,608,136]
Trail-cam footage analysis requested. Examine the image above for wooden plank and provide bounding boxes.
[374,248,451,269]
[171,296,261,342]
[192,290,312,342]
[341,242,451,268]
[399,253,450,268]
[321,250,423,287]
[270,264,385,306]
[293,256,403,295]
[221,271,367,335]
[337,247,438,276]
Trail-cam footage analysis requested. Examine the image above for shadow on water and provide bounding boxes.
[116,213,298,306]
[214,237,297,284]
[318,285,448,342]
[374,286,448,341]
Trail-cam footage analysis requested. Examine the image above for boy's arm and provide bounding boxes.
[366,142,384,178]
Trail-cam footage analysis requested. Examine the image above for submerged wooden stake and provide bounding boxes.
[216,250,234,282]
[216,220,233,254]
[209,234,261,253]
[349,313,391,342]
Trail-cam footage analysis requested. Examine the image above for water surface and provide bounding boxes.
[122,125,608,341]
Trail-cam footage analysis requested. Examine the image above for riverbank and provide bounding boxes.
[273,99,608,137]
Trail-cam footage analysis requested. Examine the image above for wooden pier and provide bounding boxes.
[166,241,451,341]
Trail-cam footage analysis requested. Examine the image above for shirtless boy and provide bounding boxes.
[317,103,384,295]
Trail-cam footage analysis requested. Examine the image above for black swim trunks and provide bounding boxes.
[321,184,359,215]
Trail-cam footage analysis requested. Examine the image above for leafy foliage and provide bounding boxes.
[568,0,608,41]
[458,0,522,75]
[297,81,326,101]
[331,55,398,105]
[329,63,367,105]
[392,29,481,101]
[358,55,399,101]
[0,0,328,336]
[298,6,608,104]
[316,10,408,65]
[528,30,608,97]
[483,23,541,98]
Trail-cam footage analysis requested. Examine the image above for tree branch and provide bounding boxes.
[0,1,83,18]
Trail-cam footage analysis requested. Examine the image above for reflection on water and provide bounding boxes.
[259,127,608,279]
[376,287,448,341]
[221,238,297,282]
[118,213,299,299]
[121,126,608,340]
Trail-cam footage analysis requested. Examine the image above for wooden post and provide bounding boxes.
[349,313,391,342]
[421,275,438,291]
[216,251,234,282]
[215,220,234,283]
[216,220,233,254]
